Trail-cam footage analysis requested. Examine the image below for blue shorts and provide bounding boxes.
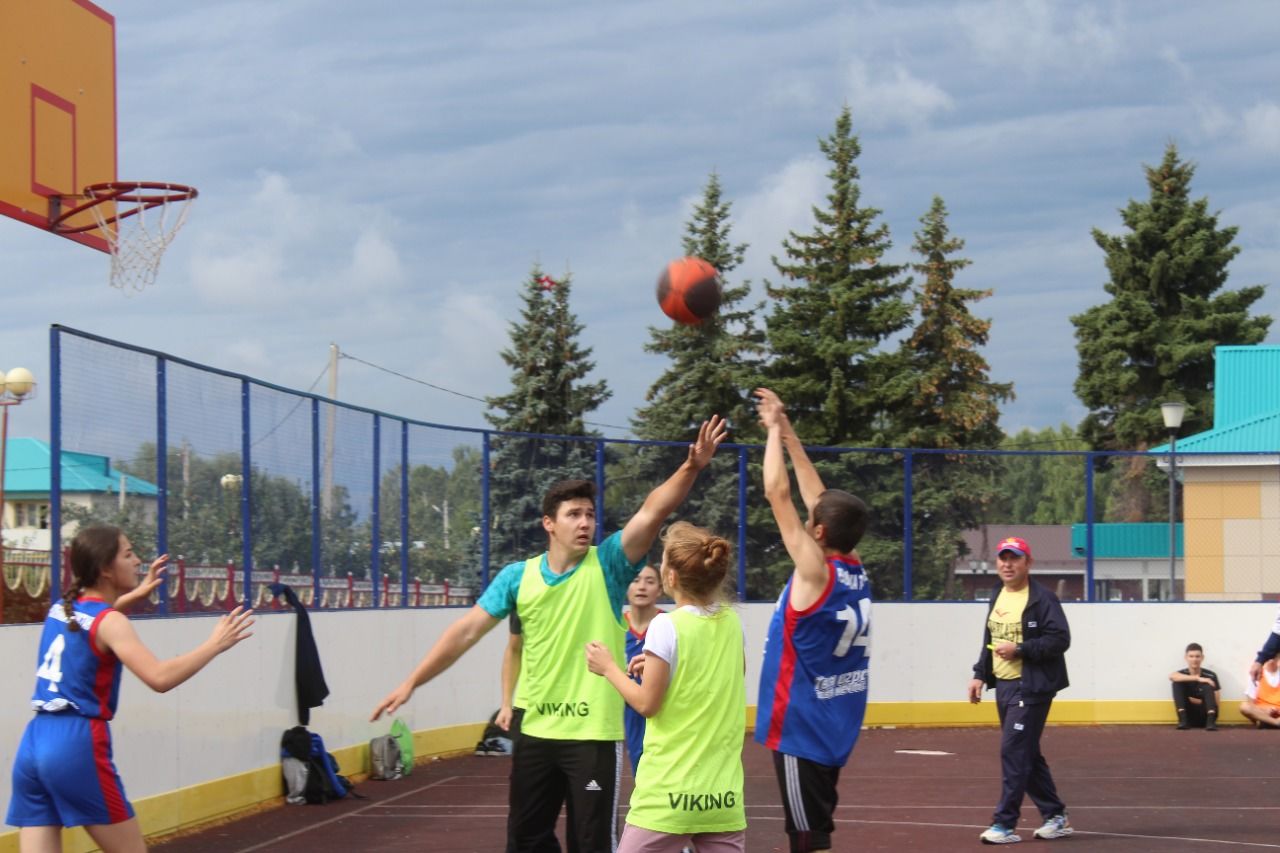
[7,712,135,828]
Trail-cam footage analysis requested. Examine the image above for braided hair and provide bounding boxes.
[63,525,123,631]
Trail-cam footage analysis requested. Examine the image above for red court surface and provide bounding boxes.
[154,725,1280,851]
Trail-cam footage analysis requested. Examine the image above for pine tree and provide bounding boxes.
[483,266,610,574]
[761,107,913,598]
[764,106,913,447]
[1073,143,1270,452]
[632,172,765,441]
[898,196,1012,598]
[621,174,768,580]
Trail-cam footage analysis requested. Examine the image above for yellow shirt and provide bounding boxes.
[988,586,1028,680]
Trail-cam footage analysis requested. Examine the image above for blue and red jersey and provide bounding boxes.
[623,610,658,774]
[755,555,871,767]
[30,598,123,720]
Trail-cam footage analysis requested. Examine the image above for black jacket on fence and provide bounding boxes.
[972,578,1070,703]
[270,583,330,725]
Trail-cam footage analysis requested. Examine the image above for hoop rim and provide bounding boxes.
[49,180,199,234]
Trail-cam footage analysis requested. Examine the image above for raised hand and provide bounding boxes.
[687,414,729,470]
[754,387,786,430]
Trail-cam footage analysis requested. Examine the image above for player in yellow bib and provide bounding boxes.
[586,521,746,853]
[372,416,727,853]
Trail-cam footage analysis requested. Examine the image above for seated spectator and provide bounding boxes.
[1241,652,1280,729]
[1169,642,1220,731]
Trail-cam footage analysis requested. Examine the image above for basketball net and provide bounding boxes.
[85,183,197,293]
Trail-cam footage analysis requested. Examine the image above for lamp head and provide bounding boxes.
[3,367,36,399]
[1160,401,1187,431]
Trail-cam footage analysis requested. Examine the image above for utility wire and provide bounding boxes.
[337,351,632,434]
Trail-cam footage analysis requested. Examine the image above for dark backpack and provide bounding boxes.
[281,726,354,804]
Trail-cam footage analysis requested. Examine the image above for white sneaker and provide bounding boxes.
[1033,814,1073,840]
[980,824,1022,844]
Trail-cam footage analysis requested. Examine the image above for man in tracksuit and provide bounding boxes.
[967,536,1073,845]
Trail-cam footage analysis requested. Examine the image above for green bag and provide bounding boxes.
[390,718,414,776]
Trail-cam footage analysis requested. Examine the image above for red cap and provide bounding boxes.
[996,536,1032,559]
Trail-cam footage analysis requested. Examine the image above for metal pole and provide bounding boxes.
[1169,432,1178,601]
[0,404,9,622]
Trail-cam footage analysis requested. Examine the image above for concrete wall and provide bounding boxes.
[0,600,1274,848]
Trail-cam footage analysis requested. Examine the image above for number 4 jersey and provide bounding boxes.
[31,598,122,719]
[755,555,870,767]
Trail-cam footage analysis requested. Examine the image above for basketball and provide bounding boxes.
[656,257,722,325]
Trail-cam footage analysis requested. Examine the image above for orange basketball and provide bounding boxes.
[656,257,722,325]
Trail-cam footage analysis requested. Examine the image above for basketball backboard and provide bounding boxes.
[0,0,116,252]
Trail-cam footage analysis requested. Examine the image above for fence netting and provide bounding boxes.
[3,327,1273,623]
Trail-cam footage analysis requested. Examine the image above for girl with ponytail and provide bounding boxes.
[586,521,746,853]
[7,525,255,852]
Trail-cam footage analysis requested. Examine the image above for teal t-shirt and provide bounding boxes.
[477,530,643,621]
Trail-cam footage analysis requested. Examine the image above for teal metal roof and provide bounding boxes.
[3,438,159,496]
[1214,346,1280,428]
[1070,522,1183,558]
[1152,411,1280,454]
[1150,345,1280,455]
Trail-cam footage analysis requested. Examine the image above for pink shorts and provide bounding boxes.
[617,823,746,853]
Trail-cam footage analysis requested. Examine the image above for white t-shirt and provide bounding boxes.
[1246,666,1280,700]
[642,603,744,677]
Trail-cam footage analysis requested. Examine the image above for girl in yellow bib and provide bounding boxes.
[585,521,746,853]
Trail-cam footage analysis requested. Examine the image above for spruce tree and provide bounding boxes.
[761,107,913,598]
[623,174,767,581]
[1073,143,1270,452]
[764,106,913,447]
[898,196,1012,597]
[483,266,610,575]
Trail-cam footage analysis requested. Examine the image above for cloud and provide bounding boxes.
[845,60,954,130]
[956,0,1122,75]
[1242,102,1280,155]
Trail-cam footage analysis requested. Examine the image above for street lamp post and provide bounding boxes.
[1161,401,1187,601]
[1,367,38,624]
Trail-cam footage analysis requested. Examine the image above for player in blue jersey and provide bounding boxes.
[752,388,871,853]
[7,525,254,853]
[622,564,663,774]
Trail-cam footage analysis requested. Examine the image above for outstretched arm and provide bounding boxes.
[96,606,255,693]
[371,606,501,720]
[755,389,825,515]
[758,390,828,607]
[619,415,728,564]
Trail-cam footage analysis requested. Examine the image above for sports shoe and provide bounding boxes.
[1205,720,1218,731]
[980,824,1021,844]
[1033,814,1073,840]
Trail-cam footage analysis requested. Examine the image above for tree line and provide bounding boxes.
[78,109,1268,598]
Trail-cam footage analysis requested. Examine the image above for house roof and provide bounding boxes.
[3,438,159,496]
[959,524,1081,566]
[1070,522,1183,558]
[1152,345,1280,454]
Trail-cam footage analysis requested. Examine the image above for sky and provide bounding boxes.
[3,0,1279,446]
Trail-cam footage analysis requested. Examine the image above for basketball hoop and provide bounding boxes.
[49,181,198,293]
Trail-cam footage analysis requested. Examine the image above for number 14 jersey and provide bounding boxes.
[755,555,871,767]
[31,598,122,719]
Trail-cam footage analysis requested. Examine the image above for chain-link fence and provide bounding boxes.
[8,325,1277,623]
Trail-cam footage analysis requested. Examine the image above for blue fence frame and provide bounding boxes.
[46,325,1280,608]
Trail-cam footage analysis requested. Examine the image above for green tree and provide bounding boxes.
[1073,143,1270,452]
[624,173,767,584]
[762,107,913,598]
[764,106,913,447]
[897,196,1012,598]
[996,426,1094,525]
[484,266,610,576]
